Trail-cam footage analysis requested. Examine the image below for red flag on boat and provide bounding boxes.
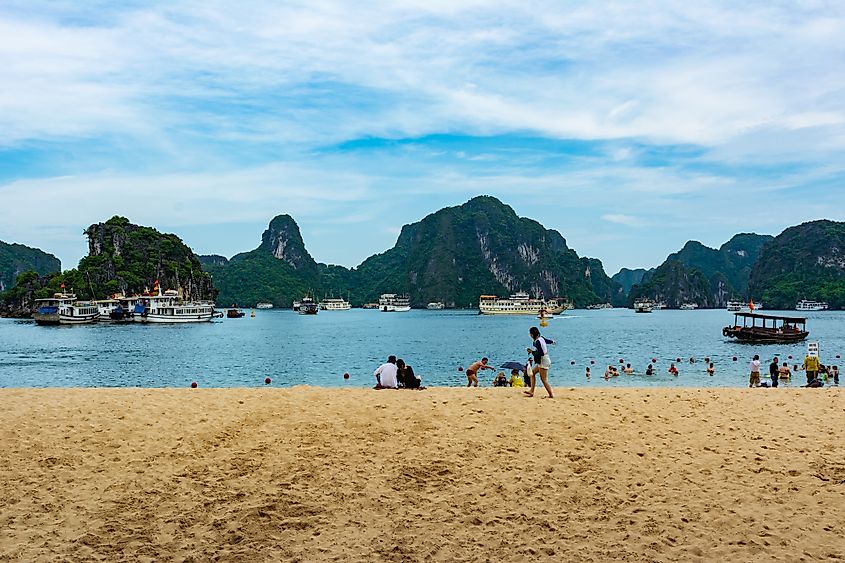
[60,282,65,289]
[749,299,755,311]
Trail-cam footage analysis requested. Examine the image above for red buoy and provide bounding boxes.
[264,377,271,385]
[732,356,737,362]
[343,372,350,380]
[458,366,464,372]
[191,381,198,388]
[651,358,657,363]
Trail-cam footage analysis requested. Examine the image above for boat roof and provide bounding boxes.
[734,312,806,322]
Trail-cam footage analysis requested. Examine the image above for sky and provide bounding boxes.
[1,1,844,275]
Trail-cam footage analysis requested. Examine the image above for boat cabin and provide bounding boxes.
[723,312,808,343]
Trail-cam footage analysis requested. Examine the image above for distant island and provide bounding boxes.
[4,196,845,314]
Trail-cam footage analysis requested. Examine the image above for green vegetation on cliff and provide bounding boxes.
[207,196,624,308]
[0,241,61,292]
[2,217,215,315]
[748,220,845,309]
[629,233,772,308]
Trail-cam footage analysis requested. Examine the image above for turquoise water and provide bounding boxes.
[1,309,843,388]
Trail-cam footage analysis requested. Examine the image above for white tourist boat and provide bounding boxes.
[726,300,744,312]
[320,297,351,311]
[478,292,569,315]
[379,294,411,312]
[633,299,654,313]
[796,300,829,311]
[256,302,273,309]
[427,301,445,310]
[133,288,215,323]
[679,303,698,310]
[33,293,101,325]
[586,303,613,310]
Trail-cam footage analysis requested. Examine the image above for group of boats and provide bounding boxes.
[33,288,218,325]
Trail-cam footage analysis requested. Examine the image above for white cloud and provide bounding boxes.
[601,214,644,227]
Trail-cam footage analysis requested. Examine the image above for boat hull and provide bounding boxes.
[723,327,808,343]
[135,313,213,323]
[381,306,411,312]
[33,312,61,325]
[59,313,100,324]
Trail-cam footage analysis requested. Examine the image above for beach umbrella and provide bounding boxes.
[500,361,527,371]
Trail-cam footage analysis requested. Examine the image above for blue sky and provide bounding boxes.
[1,1,844,275]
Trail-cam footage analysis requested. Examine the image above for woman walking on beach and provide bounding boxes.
[525,326,553,398]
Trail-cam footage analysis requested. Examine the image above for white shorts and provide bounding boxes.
[540,355,551,370]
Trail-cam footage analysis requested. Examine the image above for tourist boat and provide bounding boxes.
[653,301,667,310]
[796,300,829,311]
[633,299,654,313]
[33,293,100,325]
[297,296,319,315]
[256,302,273,309]
[292,300,301,310]
[427,302,445,310]
[133,288,215,323]
[320,297,351,311]
[726,300,744,312]
[586,303,613,310]
[679,303,698,310]
[723,312,808,343]
[379,294,411,312]
[478,292,568,315]
[226,307,246,318]
[361,303,379,309]
[110,296,139,322]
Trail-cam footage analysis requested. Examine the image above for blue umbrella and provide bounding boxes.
[500,361,527,371]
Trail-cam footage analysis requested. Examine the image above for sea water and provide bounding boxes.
[1,309,843,388]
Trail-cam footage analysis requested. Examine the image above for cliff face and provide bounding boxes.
[80,216,215,301]
[612,267,652,296]
[258,215,317,271]
[0,241,60,292]
[355,196,622,307]
[747,220,845,309]
[629,234,772,308]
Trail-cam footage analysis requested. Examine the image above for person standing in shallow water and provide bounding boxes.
[749,355,761,388]
[525,326,553,398]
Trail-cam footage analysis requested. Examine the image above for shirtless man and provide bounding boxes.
[466,357,495,387]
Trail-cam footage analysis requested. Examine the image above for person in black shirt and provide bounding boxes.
[769,357,779,388]
[397,359,421,389]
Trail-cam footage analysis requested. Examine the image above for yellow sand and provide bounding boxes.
[0,387,843,562]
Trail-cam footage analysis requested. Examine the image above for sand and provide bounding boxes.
[0,387,843,562]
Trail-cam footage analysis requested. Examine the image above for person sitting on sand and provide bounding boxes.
[623,363,634,374]
[492,372,509,387]
[397,359,421,389]
[466,357,495,387]
[509,369,525,387]
[749,355,761,388]
[778,362,791,379]
[706,362,715,376]
[645,364,654,376]
[668,363,678,376]
[374,356,399,389]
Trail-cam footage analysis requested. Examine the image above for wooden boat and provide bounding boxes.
[226,308,245,318]
[722,312,808,343]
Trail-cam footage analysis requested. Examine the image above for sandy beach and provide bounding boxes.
[0,387,843,562]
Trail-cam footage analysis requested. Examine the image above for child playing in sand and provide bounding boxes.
[492,372,509,387]
[749,355,761,387]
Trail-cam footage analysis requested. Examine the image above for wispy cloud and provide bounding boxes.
[0,1,844,272]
